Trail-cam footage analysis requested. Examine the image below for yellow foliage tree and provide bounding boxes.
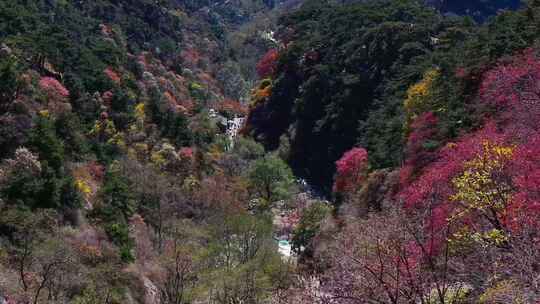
[449,141,514,245]
[404,68,441,129]
[75,179,92,196]
[107,132,126,150]
[134,102,146,121]
[89,119,117,139]
[39,110,50,118]
[251,78,272,106]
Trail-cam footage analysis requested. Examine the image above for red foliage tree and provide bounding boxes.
[479,48,540,136]
[333,147,368,194]
[396,122,509,267]
[399,122,506,210]
[256,49,279,79]
[104,67,121,84]
[506,134,540,231]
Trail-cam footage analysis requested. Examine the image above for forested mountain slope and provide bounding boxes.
[427,0,521,21]
[244,0,540,302]
[1,0,539,303]
[0,0,294,302]
[245,0,533,192]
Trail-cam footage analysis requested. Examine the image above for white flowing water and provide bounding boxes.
[226,116,245,149]
[278,239,292,257]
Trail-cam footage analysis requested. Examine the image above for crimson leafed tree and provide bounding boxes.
[333,147,368,194]
[256,49,279,79]
[506,134,540,231]
[479,48,540,135]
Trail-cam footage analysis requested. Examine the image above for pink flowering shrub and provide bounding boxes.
[179,147,194,160]
[39,77,69,101]
[102,90,114,104]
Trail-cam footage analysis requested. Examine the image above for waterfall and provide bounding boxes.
[226,116,245,150]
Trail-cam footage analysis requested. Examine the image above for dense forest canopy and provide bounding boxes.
[427,0,522,21]
[1,0,540,303]
[245,0,536,193]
